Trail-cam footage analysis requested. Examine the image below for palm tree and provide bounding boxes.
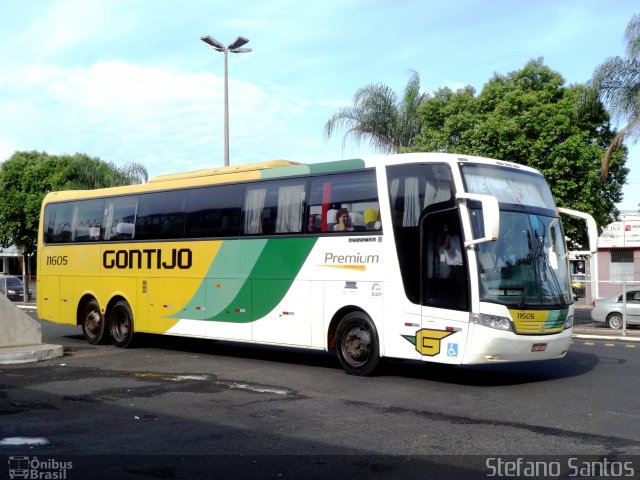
[585,14,640,177]
[324,70,428,154]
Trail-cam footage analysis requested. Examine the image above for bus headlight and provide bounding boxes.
[564,314,574,330]
[474,313,513,332]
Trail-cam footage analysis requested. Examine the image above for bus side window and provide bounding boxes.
[422,211,469,311]
[185,184,243,238]
[275,184,305,233]
[308,169,379,234]
[43,203,73,244]
[72,199,104,242]
[387,164,453,229]
[136,191,186,240]
[103,197,137,241]
[243,187,267,235]
[243,180,306,235]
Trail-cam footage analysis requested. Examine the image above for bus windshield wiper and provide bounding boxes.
[526,229,566,306]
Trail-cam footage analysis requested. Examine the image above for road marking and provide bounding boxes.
[0,437,49,446]
[578,341,637,348]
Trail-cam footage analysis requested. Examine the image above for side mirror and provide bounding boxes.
[456,193,500,247]
[557,207,598,255]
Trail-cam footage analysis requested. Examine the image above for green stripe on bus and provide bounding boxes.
[260,164,311,178]
[174,237,317,323]
[249,237,317,319]
[259,159,365,179]
[171,239,267,320]
[308,159,365,173]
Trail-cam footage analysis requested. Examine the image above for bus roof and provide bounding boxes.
[148,160,303,183]
[41,153,543,203]
[41,157,367,202]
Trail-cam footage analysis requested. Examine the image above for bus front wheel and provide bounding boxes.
[81,299,106,345]
[335,311,381,376]
[109,300,135,348]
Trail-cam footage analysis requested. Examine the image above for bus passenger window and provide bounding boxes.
[135,191,186,240]
[103,197,137,241]
[308,169,379,234]
[185,184,242,238]
[243,188,266,234]
[275,184,305,233]
[72,199,104,242]
[43,203,74,244]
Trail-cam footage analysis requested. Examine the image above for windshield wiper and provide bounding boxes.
[525,229,566,306]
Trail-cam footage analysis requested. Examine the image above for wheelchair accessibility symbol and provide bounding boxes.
[447,343,458,357]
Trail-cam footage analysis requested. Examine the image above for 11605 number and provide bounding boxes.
[46,255,68,266]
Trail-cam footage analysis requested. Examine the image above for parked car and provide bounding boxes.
[591,290,640,329]
[0,275,31,301]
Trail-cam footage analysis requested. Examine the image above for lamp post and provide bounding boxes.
[200,35,251,167]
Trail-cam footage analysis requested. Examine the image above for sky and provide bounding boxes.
[1,0,639,211]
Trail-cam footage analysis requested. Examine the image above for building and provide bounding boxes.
[0,244,36,277]
[594,213,640,298]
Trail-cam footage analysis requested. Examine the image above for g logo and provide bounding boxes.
[415,329,455,356]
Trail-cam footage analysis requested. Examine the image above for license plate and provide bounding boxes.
[531,343,547,352]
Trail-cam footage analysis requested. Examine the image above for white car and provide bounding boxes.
[591,290,640,329]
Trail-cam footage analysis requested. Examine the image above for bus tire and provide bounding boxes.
[335,311,381,376]
[109,300,135,348]
[81,299,107,345]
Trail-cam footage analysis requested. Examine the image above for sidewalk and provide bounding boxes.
[0,297,62,365]
[572,305,640,341]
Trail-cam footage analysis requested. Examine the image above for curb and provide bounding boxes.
[0,344,64,365]
[573,333,640,342]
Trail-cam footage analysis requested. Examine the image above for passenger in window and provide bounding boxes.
[443,225,463,267]
[307,214,319,232]
[440,223,465,304]
[334,208,353,232]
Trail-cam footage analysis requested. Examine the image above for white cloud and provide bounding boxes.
[0,134,19,162]
[9,0,138,58]
[0,58,342,177]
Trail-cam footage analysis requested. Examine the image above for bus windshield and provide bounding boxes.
[460,163,556,211]
[461,163,572,307]
[475,210,572,306]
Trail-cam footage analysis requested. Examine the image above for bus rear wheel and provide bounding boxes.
[335,311,381,376]
[81,299,106,345]
[109,300,135,348]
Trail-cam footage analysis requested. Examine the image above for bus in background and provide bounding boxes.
[37,153,597,375]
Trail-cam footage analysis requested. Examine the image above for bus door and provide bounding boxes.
[419,207,470,363]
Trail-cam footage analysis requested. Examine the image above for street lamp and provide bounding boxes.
[201,35,251,167]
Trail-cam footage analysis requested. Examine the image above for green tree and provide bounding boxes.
[581,13,640,177]
[324,70,428,153]
[410,58,627,242]
[0,150,148,259]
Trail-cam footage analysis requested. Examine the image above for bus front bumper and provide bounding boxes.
[462,325,573,364]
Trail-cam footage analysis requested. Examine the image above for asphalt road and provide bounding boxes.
[1,316,640,479]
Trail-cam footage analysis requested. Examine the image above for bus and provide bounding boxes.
[37,153,597,375]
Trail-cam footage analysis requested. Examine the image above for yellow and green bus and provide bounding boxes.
[37,153,596,375]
